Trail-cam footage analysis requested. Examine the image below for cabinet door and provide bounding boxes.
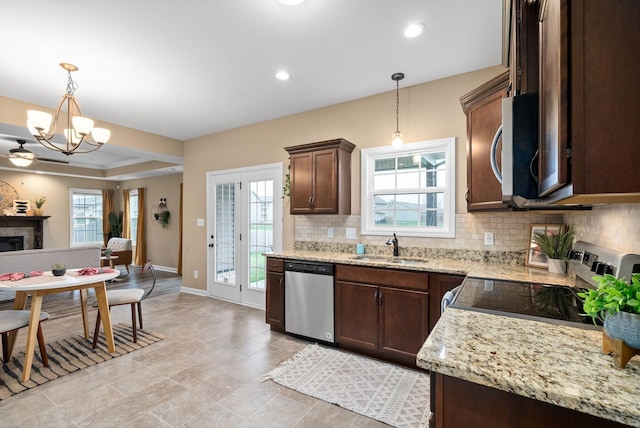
[311,149,338,213]
[428,274,464,331]
[461,72,510,211]
[335,281,378,351]
[265,271,285,332]
[378,286,429,364]
[289,152,313,214]
[538,0,569,196]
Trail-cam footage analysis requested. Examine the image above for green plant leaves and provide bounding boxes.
[578,273,640,322]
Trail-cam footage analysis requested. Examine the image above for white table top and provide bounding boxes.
[0,269,119,291]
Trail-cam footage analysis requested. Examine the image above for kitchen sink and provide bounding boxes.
[351,255,427,266]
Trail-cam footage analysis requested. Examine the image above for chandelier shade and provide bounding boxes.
[26,63,110,156]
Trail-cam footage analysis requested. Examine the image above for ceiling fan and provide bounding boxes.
[1,139,69,166]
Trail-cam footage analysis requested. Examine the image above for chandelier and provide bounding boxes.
[27,63,110,155]
[391,72,405,148]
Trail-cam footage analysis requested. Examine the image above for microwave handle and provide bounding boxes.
[490,125,503,184]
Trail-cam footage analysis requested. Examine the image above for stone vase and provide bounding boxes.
[547,258,567,274]
[604,311,640,349]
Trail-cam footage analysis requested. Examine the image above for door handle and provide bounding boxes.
[208,243,214,247]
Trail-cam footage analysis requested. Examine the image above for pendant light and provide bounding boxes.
[391,72,405,148]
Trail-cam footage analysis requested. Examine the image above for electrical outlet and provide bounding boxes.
[346,228,357,240]
[194,270,198,279]
[484,280,494,291]
[484,232,494,246]
[328,227,334,238]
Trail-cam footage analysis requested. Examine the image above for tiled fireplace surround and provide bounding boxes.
[294,204,640,264]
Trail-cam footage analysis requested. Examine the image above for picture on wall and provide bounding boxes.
[526,224,561,268]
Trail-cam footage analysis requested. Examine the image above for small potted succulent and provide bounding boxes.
[51,263,67,276]
[532,225,575,274]
[578,273,640,350]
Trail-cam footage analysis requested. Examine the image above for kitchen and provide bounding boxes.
[1,0,640,426]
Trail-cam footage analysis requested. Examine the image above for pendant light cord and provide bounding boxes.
[395,79,400,133]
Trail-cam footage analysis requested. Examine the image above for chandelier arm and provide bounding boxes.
[59,142,104,155]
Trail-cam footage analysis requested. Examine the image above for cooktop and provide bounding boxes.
[449,277,601,330]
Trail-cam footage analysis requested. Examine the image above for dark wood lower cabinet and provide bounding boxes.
[335,264,430,367]
[265,258,285,332]
[431,373,630,428]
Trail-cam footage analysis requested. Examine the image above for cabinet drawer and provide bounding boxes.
[266,257,284,273]
[336,264,428,291]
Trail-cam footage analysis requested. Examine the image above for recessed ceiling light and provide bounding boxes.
[275,71,290,80]
[278,0,305,5]
[404,23,426,38]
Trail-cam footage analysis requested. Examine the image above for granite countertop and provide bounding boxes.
[267,250,576,286]
[416,308,640,427]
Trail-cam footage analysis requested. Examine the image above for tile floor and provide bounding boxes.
[0,284,390,427]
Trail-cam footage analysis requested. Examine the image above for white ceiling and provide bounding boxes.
[0,0,503,178]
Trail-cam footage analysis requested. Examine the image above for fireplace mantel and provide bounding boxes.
[0,216,50,249]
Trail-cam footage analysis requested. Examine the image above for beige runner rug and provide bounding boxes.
[264,343,431,428]
[0,323,165,400]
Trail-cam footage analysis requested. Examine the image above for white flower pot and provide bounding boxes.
[547,258,566,274]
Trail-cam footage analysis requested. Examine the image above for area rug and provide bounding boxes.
[0,323,165,400]
[263,344,431,427]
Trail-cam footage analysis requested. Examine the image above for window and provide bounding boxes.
[70,189,103,245]
[361,138,456,238]
[129,189,138,245]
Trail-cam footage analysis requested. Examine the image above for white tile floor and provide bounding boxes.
[1,288,389,427]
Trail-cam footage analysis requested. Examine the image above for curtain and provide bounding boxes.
[102,189,115,247]
[178,182,183,275]
[134,187,146,266]
[122,189,130,239]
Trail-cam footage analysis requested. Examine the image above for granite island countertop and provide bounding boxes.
[266,250,576,286]
[416,308,640,427]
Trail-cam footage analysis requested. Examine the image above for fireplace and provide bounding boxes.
[0,236,24,252]
[0,216,49,249]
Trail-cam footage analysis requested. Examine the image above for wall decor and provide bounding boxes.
[526,224,561,268]
[12,200,30,216]
[0,181,19,214]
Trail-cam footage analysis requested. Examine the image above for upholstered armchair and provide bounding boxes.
[102,237,132,274]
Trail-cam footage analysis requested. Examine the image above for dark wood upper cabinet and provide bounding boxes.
[460,71,510,211]
[285,138,355,215]
[537,0,640,203]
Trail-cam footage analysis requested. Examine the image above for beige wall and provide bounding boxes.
[123,174,182,269]
[181,65,507,290]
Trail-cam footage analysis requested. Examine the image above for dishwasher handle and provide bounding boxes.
[284,260,334,276]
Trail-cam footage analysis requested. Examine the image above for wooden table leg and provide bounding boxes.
[21,293,44,382]
[94,282,115,353]
[79,288,90,338]
[8,291,29,359]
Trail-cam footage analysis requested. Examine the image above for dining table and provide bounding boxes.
[0,268,119,382]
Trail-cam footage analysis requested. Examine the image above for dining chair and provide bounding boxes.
[1,310,50,367]
[92,261,156,348]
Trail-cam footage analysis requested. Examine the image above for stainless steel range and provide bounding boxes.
[568,241,640,289]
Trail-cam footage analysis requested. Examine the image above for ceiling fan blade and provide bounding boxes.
[37,157,69,165]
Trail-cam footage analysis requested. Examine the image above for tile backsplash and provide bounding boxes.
[294,203,640,262]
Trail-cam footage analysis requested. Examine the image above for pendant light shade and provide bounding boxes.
[391,72,405,148]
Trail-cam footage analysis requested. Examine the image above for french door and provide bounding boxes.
[206,163,282,309]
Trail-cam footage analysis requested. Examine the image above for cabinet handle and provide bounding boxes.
[465,189,469,203]
[279,277,283,287]
[374,290,378,305]
[378,290,383,306]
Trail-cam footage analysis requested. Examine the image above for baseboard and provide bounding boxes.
[181,286,207,297]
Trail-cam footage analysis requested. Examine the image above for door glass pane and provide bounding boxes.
[248,180,273,290]
[216,183,236,285]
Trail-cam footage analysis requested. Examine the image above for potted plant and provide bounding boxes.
[33,196,46,216]
[108,211,123,238]
[51,263,67,276]
[578,273,640,350]
[532,225,575,274]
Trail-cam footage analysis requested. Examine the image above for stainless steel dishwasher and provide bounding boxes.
[284,260,335,343]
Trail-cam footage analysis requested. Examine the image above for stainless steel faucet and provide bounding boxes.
[386,233,399,257]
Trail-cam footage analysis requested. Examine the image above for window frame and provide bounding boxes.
[360,137,456,238]
[69,188,104,246]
